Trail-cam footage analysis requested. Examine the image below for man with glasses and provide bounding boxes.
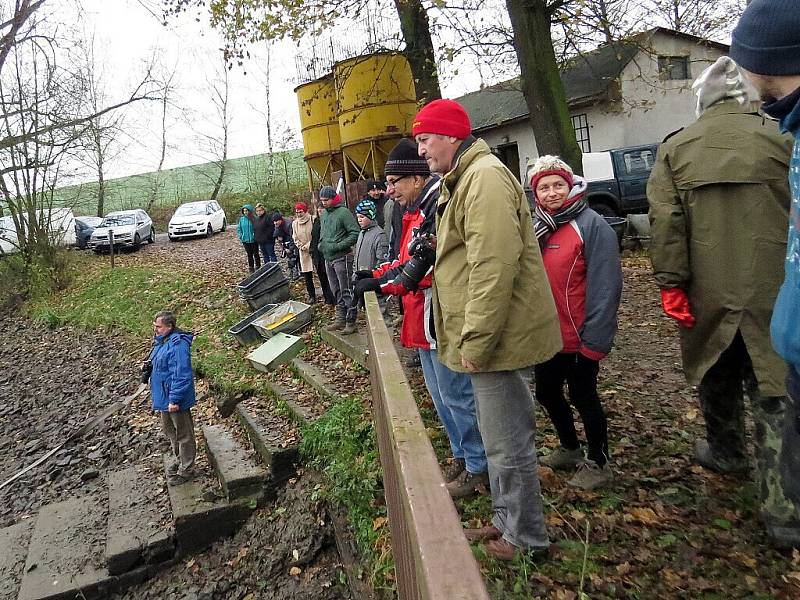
[354,138,489,499]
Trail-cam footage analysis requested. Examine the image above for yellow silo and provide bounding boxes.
[333,53,417,182]
[295,75,343,190]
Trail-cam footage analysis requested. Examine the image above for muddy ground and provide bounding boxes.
[4,227,800,598]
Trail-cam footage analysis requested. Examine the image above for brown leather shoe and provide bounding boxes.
[446,470,489,499]
[441,458,465,483]
[464,525,502,542]
[485,538,519,561]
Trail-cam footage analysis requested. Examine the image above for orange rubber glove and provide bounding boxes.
[660,288,696,328]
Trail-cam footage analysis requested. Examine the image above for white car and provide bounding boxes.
[168,200,227,241]
[88,209,155,252]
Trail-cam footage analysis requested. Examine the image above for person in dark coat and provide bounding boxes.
[363,179,388,228]
[253,203,277,264]
[310,201,335,305]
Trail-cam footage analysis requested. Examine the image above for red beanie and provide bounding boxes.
[411,99,472,138]
[295,202,308,212]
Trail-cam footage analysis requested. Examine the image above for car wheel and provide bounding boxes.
[206,224,213,238]
[134,233,141,249]
[149,227,155,243]
[221,217,227,232]
[589,202,619,218]
[168,235,176,242]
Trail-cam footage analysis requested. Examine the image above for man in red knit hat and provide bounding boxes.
[413,99,562,560]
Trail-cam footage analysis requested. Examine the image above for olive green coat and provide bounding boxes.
[647,102,793,396]
[433,138,562,373]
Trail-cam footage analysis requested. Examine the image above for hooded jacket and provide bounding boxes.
[236,204,256,243]
[354,222,389,271]
[648,101,793,395]
[433,138,562,372]
[318,204,360,262]
[148,330,196,412]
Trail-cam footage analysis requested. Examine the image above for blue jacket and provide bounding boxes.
[148,330,196,412]
[237,204,256,243]
[768,91,800,371]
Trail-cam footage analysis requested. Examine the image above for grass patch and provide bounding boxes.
[299,396,393,594]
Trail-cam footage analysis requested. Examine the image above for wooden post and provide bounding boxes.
[108,229,115,269]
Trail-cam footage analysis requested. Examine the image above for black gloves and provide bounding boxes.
[354,277,382,297]
[354,270,373,282]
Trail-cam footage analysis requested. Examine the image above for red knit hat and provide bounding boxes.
[411,99,472,138]
[295,202,308,212]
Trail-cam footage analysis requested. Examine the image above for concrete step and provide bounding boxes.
[18,497,113,600]
[202,424,267,504]
[235,403,300,486]
[106,467,175,576]
[162,454,251,554]
[289,358,340,401]
[0,519,34,599]
[319,327,369,369]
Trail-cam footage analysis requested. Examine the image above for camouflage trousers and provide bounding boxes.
[698,332,800,530]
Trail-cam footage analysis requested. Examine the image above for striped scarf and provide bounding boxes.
[533,177,588,244]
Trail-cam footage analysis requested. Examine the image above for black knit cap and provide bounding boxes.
[366,179,386,191]
[384,138,430,177]
[731,0,800,76]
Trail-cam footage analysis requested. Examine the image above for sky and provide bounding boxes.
[68,0,488,181]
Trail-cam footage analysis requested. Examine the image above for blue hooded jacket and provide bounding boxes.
[237,204,256,243]
[766,90,800,371]
[148,330,196,412]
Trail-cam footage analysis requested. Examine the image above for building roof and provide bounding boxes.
[457,27,728,132]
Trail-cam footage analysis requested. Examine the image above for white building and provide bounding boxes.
[457,27,728,185]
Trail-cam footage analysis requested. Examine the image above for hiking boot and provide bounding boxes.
[167,472,192,486]
[326,318,345,332]
[341,321,357,335]
[540,446,584,470]
[442,458,465,483]
[464,524,502,542]
[484,538,550,562]
[694,439,749,474]
[568,460,613,491]
[447,470,489,499]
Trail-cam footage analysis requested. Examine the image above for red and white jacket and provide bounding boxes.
[372,178,440,350]
[540,208,622,360]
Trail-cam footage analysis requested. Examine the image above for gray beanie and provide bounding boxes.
[319,186,336,199]
[730,0,800,76]
[692,57,757,117]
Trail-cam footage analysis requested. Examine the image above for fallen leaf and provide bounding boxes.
[372,516,388,531]
[290,566,302,576]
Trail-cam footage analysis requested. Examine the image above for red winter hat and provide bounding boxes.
[411,99,472,139]
[295,202,308,212]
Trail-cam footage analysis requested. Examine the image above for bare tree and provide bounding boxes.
[0,1,157,261]
[189,53,231,201]
[145,61,180,212]
[645,0,744,36]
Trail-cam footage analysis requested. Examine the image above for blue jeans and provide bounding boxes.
[418,348,487,474]
[259,241,277,264]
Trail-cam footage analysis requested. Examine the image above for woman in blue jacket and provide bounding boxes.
[237,204,260,273]
[147,310,197,485]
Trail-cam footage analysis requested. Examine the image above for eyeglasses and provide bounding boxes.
[385,175,410,189]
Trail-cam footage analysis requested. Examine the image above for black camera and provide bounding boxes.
[141,360,153,384]
[396,235,436,291]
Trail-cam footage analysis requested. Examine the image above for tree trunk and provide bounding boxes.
[505,0,583,173]
[393,0,441,104]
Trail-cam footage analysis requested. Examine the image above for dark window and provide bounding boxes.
[495,142,521,183]
[571,114,591,153]
[658,55,690,80]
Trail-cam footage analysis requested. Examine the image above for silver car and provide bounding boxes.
[88,209,155,252]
